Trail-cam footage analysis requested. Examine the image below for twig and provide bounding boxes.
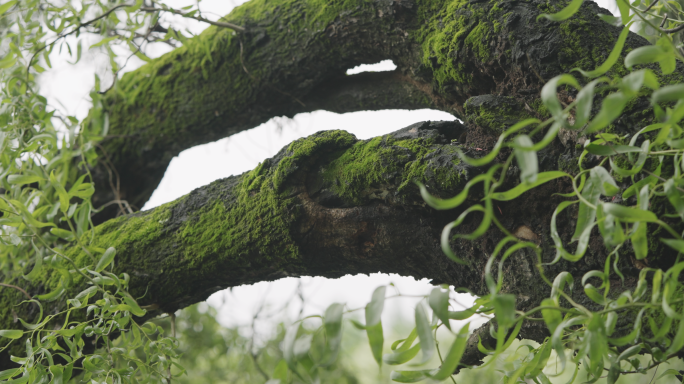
[27,3,134,81]
[0,283,32,300]
[660,13,669,27]
[140,6,245,32]
[644,0,659,13]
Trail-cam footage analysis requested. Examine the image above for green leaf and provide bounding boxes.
[615,0,633,23]
[625,45,669,69]
[584,144,642,156]
[0,330,23,339]
[602,203,658,222]
[428,323,470,380]
[493,294,516,329]
[573,27,630,78]
[384,344,421,365]
[0,368,21,380]
[572,175,600,241]
[591,166,619,196]
[22,251,43,285]
[366,321,384,366]
[656,36,676,75]
[541,75,581,122]
[37,285,65,302]
[324,302,344,360]
[585,92,632,133]
[0,1,17,16]
[537,0,583,21]
[390,370,433,383]
[95,247,116,272]
[665,179,684,220]
[272,359,288,381]
[491,171,568,201]
[428,287,450,330]
[541,298,562,334]
[122,295,146,317]
[652,84,684,104]
[366,286,386,326]
[661,238,684,253]
[7,174,44,186]
[514,135,538,183]
[414,304,435,364]
[50,228,74,241]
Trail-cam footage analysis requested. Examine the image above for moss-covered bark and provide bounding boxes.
[90,0,653,223]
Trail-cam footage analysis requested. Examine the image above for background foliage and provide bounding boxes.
[4,0,684,382]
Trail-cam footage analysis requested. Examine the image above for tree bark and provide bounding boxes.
[89,0,653,222]
[2,0,684,371]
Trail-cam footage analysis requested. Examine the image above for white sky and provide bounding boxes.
[38,0,617,338]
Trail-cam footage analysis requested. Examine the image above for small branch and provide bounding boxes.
[0,283,32,300]
[644,0,659,13]
[140,6,245,32]
[660,13,668,27]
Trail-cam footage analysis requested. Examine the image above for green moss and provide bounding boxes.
[321,134,466,204]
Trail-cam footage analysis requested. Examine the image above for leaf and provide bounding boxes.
[541,75,581,122]
[324,302,344,361]
[541,298,563,334]
[572,175,600,241]
[427,323,470,380]
[37,285,65,302]
[366,321,384,366]
[661,238,684,253]
[491,171,568,201]
[537,0,583,21]
[493,294,516,329]
[0,330,23,339]
[390,370,433,383]
[514,135,538,183]
[366,286,386,326]
[7,174,44,186]
[50,228,75,241]
[602,203,658,222]
[122,295,146,317]
[95,247,116,272]
[665,179,684,220]
[585,92,632,133]
[414,304,435,365]
[584,144,642,156]
[625,45,669,69]
[573,27,630,78]
[384,344,421,365]
[591,166,619,196]
[428,287,450,330]
[652,84,684,104]
[0,1,17,15]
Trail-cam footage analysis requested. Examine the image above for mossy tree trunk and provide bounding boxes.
[2,0,683,370]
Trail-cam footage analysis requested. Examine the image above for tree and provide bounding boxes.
[2,0,684,381]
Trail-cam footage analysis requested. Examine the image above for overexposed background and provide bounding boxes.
[39,0,618,346]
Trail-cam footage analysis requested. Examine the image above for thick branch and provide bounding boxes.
[90,0,652,221]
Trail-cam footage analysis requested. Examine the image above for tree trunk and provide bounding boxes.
[2,0,683,370]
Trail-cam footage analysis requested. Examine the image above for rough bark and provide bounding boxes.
[89,0,656,222]
[3,0,684,371]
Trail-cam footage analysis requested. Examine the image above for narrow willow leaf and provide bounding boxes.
[384,344,420,365]
[514,135,538,183]
[390,370,433,383]
[428,323,470,380]
[656,36,676,75]
[652,84,684,104]
[7,174,44,186]
[95,247,116,272]
[0,0,17,15]
[632,221,648,260]
[661,238,684,253]
[584,92,632,133]
[366,321,384,366]
[541,298,562,334]
[418,174,488,210]
[23,251,43,282]
[493,294,516,329]
[50,171,69,214]
[572,176,600,241]
[448,306,477,320]
[37,285,65,302]
[537,0,583,21]
[602,203,658,222]
[625,45,669,69]
[591,166,619,196]
[366,286,386,327]
[665,179,684,220]
[428,287,450,330]
[122,296,146,317]
[616,0,633,23]
[0,330,23,339]
[50,228,74,241]
[541,75,581,121]
[414,304,435,365]
[583,284,606,304]
[324,303,344,358]
[492,171,569,201]
[585,144,642,156]
[574,78,609,127]
[573,28,630,78]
